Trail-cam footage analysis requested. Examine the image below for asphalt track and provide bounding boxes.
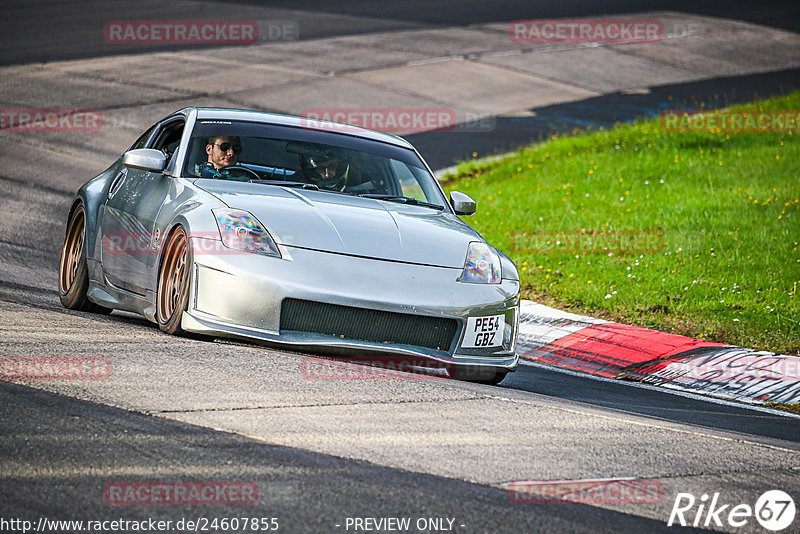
[2,176,799,532]
[2,2,800,533]
[415,68,800,169]
[2,0,799,65]
[0,381,704,534]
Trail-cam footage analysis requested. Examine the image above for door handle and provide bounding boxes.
[108,169,128,199]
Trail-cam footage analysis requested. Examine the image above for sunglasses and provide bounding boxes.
[215,142,242,154]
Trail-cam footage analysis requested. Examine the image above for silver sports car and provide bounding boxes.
[59,107,520,383]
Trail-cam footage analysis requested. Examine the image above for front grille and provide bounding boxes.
[280,298,458,351]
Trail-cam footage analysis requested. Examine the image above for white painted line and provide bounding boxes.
[406,55,464,67]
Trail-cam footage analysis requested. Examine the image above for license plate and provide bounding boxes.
[461,315,505,348]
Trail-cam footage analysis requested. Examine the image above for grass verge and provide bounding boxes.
[442,92,800,355]
[764,402,800,415]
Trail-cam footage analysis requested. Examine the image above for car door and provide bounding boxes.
[100,117,186,295]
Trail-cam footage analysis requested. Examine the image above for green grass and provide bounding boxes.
[442,92,800,355]
[764,401,800,414]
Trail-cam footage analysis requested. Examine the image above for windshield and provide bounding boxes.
[183,120,446,207]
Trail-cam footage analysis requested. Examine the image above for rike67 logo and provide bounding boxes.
[668,490,795,531]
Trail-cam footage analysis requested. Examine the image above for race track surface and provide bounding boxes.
[2,174,798,531]
[1,2,799,532]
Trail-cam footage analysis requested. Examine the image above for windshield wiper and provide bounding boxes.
[250,179,319,190]
[358,194,443,210]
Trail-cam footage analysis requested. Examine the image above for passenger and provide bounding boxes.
[300,149,350,191]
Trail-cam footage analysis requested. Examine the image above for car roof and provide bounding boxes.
[179,107,415,150]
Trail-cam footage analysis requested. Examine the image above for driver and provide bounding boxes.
[301,149,350,191]
[197,136,242,178]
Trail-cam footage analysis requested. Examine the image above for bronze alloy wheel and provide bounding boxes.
[59,208,85,296]
[157,227,190,334]
[58,205,111,313]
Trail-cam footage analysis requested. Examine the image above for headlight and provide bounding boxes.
[213,209,281,258]
[460,242,501,284]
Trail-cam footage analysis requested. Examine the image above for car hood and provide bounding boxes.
[195,180,480,268]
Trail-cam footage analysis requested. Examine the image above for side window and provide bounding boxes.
[129,124,158,151]
[390,159,426,201]
[150,119,186,160]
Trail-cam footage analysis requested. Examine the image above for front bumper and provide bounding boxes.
[182,239,520,374]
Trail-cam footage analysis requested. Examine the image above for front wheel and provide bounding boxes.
[58,205,112,314]
[454,366,508,385]
[470,372,508,386]
[156,227,191,335]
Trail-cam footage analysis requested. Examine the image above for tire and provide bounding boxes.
[58,205,112,314]
[455,367,508,385]
[471,372,508,386]
[156,226,191,335]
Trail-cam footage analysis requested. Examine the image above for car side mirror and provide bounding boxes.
[450,191,476,215]
[123,148,167,173]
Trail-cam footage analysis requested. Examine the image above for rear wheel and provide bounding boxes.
[157,227,191,335]
[58,205,112,314]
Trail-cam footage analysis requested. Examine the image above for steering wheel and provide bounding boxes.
[218,166,260,181]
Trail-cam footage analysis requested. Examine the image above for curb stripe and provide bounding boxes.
[517,300,800,405]
[523,322,725,378]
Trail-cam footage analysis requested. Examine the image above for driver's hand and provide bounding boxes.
[198,163,222,179]
[218,165,253,182]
